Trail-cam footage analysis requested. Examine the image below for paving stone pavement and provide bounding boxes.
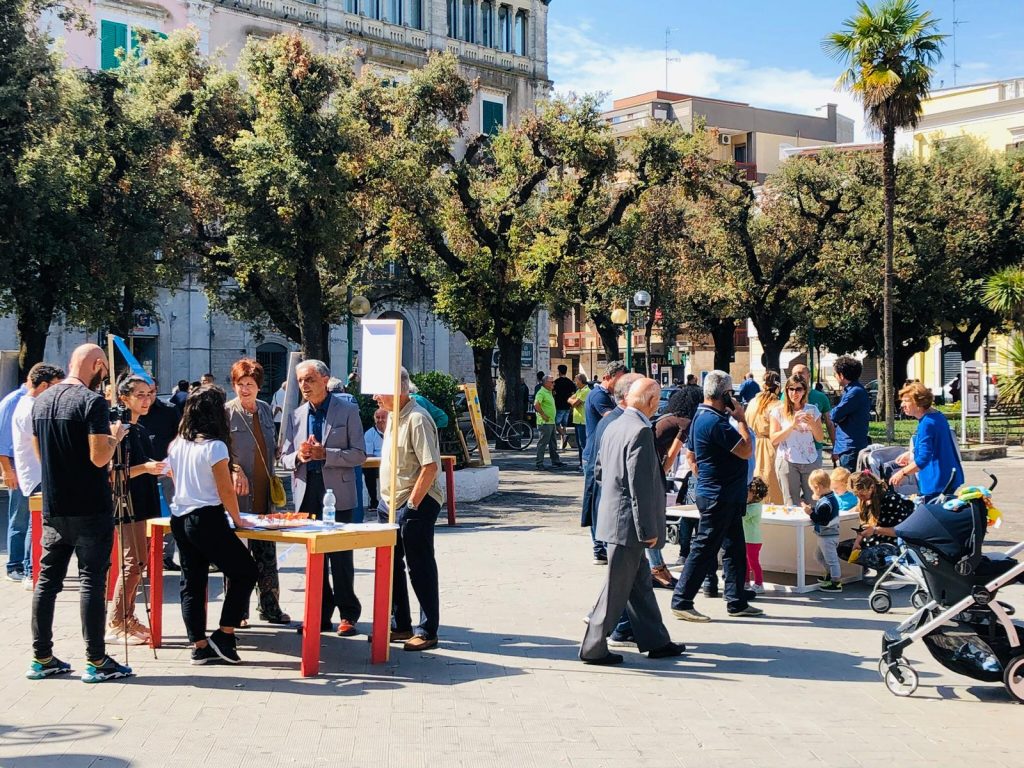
[1,452,1022,767]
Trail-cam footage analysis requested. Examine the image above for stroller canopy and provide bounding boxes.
[894,501,987,562]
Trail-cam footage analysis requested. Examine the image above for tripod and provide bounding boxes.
[110,424,158,662]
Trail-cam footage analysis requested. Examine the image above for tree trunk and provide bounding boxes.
[882,123,897,442]
[471,345,497,426]
[710,318,736,373]
[294,263,326,362]
[17,298,56,379]
[591,311,620,361]
[948,324,991,364]
[495,332,525,423]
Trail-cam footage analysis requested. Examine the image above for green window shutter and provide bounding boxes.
[482,101,504,136]
[100,20,128,70]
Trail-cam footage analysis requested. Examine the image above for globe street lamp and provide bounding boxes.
[346,288,371,378]
[612,290,652,372]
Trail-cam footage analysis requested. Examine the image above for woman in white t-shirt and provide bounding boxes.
[166,386,258,665]
[769,374,824,507]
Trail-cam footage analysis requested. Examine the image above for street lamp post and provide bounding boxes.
[345,287,371,378]
[612,290,652,372]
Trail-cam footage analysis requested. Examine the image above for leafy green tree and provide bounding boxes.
[825,0,945,439]
[401,96,713,421]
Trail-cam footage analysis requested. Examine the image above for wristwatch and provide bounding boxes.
[407,500,418,512]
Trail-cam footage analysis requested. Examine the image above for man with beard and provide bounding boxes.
[28,344,133,682]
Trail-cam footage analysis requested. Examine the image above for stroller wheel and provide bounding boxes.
[1004,655,1024,703]
[870,591,892,614]
[884,662,919,697]
[911,589,930,610]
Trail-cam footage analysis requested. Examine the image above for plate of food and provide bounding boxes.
[241,512,316,529]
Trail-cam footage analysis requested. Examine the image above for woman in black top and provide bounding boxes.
[108,375,166,646]
[843,470,915,571]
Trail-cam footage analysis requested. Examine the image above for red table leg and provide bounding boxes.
[371,545,394,664]
[148,525,164,648]
[106,528,120,601]
[301,547,324,677]
[31,507,42,588]
[444,458,456,526]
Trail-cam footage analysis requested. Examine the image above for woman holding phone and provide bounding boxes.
[770,374,824,507]
[166,386,259,665]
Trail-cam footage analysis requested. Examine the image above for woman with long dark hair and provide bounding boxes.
[770,373,824,506]
[841,470,915,570]
[166,386,258,665]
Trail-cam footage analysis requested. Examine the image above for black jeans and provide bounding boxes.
[363,468,380,512]
[32,514,113,661]
[671,493,748,611]
[378,496,441,639]
[300,472,361,624]
[171,505,258,643]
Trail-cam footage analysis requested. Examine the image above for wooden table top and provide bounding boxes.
[146,517,397,554]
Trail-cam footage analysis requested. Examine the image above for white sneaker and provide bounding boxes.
[750,583,765,595]
[22,576,33,592]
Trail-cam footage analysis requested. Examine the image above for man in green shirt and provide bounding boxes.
[534,375,564,470]
[791,363,835,463]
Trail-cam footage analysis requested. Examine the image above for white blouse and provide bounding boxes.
[771,404,821,465]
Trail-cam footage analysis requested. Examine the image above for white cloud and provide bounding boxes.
[548,24,868,141]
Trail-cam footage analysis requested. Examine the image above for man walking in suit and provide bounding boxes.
[282,360,367,636]
[580,377,684,666]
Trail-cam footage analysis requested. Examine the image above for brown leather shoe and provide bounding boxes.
[403,635,438,652]
[651,565,677,590]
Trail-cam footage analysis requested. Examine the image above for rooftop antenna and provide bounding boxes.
[951,0,968,86]
[665,27,680,90]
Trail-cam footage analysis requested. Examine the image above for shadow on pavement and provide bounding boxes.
[0,755,130,768]
[0,723,114,745]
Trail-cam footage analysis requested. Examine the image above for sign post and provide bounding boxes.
[459,383,491,466]
[962,360,982,445]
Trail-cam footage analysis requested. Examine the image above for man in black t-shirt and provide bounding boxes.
[552,364,577,450]
[27,344,133,683]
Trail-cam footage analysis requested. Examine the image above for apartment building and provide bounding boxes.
[602,90,854,181]
[17,1,553,394]
[897,76,1024,159]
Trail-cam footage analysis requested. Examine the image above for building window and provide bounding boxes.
[447,0,458,38]
[481,1,493,47]
[345,0,358,12]
[462,0,476,43]
[409,0,422,28]
[514,10,527,56]
[498,5,511,52]
[368,0,382,20]
[387,0,402,23]
[100,20,166,70]
[482,99,505,136]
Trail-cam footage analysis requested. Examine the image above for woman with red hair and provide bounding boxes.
[226,359,290,625]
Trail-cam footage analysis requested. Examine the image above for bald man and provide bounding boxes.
[27,344,133,683]
[580,377,684,666]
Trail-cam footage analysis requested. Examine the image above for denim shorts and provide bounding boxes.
[555,409,571,426]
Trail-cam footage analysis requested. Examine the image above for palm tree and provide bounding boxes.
[825,0,944,441]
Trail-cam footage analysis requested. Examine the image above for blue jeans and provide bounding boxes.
[7,486,31,576]
[574,424,587,465]
[836,450,859,472]
[671,493,748,611]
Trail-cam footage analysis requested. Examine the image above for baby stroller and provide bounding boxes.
[858,445,930,613]
[879,475,1024,702]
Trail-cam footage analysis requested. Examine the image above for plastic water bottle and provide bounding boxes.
[322,489,336,527]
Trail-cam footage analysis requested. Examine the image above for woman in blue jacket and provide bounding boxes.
[890,381,964,500]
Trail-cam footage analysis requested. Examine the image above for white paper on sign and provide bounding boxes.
[359,319,402,395]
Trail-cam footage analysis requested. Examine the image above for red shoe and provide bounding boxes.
[337,619,359,637]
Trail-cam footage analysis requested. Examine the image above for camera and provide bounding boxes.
[109,404,131,424]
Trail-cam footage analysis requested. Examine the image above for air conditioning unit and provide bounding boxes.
[719,134,732,145]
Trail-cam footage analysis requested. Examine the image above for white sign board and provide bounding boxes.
[650,363,660,375]
[963,360,982,417]
[359,319,403,394]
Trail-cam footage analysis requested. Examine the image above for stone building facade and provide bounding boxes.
[19,0,553,395]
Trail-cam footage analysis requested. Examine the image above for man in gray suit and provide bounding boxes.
[580,378,685,665]
[282,360,367,636]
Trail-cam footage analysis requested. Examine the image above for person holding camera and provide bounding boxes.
[28,344,133,683]
[670,371,763,623]
[107,375,166,647]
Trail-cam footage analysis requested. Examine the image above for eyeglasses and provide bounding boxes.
[786,387,805,392]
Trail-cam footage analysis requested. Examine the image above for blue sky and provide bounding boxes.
[548,1,1024,138]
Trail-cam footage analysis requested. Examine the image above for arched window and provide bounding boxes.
[481,1,494,47]
[256,342,288,402]
[462,0,476,43]
[410,0,422,29]
[377,312,415,372]
[498,5,511,52]
[514,10,528,55]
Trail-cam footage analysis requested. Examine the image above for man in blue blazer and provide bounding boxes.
[282,360,366,636]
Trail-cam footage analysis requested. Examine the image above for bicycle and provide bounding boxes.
[462,412,534,452]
